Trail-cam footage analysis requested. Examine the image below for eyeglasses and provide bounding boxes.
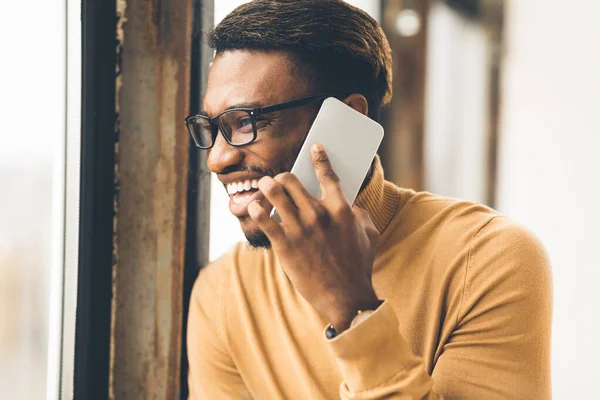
[184,93,343,149]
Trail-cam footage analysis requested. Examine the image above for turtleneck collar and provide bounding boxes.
[354,156,402,234]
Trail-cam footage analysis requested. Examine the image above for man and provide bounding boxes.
[187,1,552,399]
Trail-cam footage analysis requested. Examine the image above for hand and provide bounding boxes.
[247,144,381,333]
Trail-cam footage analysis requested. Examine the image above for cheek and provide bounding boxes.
[274,135,306,172]
[253,128,306,172]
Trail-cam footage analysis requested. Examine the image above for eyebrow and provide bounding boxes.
[200,101,267,118]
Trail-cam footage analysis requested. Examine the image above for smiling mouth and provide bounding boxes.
[226,178,260,195]
[225,178,263,212]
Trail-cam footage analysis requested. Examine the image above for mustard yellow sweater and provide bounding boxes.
[188,158,552,399]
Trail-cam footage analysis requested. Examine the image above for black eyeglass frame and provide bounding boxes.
[184,93,346,149]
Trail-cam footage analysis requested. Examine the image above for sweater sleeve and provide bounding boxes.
[326,217,553,399]
[187,261,252,400]
[327,302,440,399]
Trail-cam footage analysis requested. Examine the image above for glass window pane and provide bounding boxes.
[0,0,66,398]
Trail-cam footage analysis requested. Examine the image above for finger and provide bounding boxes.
[248,200,285,242]
[257,176,299,225]
[277,172,332,230]
[273,172,315,214]
[311,144,344,201]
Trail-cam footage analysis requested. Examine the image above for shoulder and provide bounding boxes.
[466,216,552,297]
[473,215,547,258]
[405,191,499,227]
[385,191,502,252]
[403,191,550,275]
[386,191,551,302]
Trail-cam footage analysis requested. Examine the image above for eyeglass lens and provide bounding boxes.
[189,110,256,148]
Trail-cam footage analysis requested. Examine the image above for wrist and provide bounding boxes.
[329,291,382,334]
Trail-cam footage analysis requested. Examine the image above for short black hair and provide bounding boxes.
[209,0,393,121]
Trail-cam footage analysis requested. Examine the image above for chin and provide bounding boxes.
[239,216,272,249]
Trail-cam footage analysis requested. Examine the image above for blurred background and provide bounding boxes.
[0,1,65,398]
[1,0,598,399]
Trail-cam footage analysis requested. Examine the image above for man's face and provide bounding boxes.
[203,50,317,247]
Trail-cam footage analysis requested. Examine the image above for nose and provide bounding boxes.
[206,130,245,174]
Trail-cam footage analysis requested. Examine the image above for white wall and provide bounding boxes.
[210,0,381,261]
[497,1,600,398]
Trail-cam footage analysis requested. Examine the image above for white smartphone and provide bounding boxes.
[271,97,384,221]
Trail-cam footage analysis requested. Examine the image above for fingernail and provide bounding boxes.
[312,143,324,153]
[260,176,273,187]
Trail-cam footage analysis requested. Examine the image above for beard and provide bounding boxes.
[240,215,272,249]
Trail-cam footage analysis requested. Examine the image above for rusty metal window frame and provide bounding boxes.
[70,0,117,398]
[44,0,214,398]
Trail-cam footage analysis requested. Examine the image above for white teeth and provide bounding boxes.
[227,178,262,196]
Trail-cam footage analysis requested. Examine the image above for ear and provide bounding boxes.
[343,93,369,117]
